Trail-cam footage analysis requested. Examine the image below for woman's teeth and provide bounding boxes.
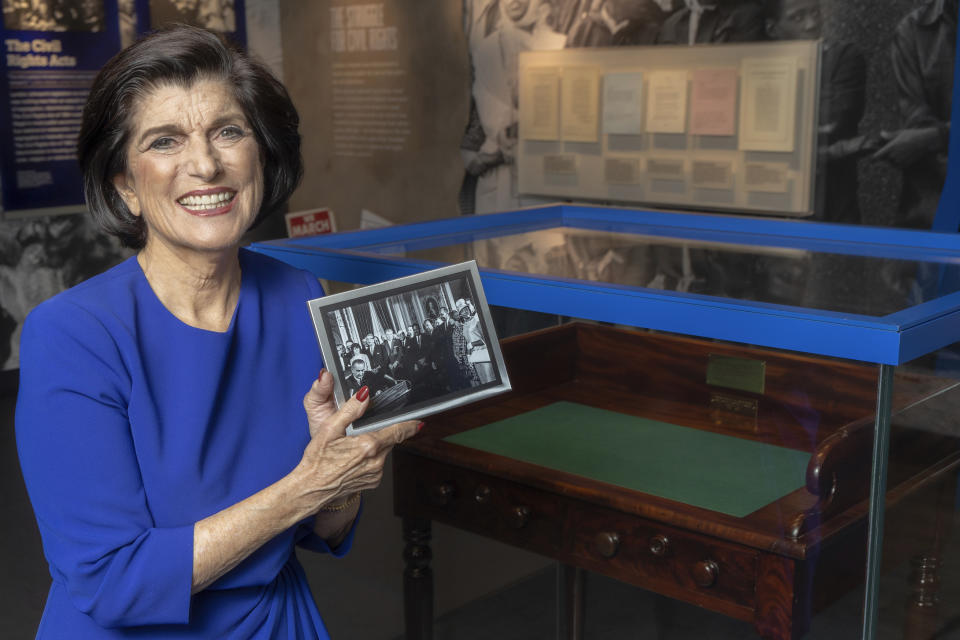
[178,192,235,210]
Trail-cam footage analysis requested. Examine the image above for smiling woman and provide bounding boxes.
[112,79,265,284]
[14,24,421,640]
[77,26,300,253]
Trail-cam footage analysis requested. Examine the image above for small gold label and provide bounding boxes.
[706,354,766,395]
[709,393,759,433]
[709,393,759,417]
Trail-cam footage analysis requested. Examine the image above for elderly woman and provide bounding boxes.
[15,25,419,639]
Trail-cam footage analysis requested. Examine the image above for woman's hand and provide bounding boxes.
[296,370,420,512]
[191,371,418,594]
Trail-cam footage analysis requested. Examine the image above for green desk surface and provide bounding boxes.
[444,402,810,518]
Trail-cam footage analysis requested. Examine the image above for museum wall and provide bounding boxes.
[275,0,940,232]
[278,0,472,229]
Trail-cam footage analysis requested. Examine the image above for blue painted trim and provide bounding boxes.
[930,18,960,233]
[251,241,910,363]
[249,204,960,364]
[882,289,960,328]
[261,206,565,250]
[266,204,960,262]
[481,271,904,363]
[557,205,960,258]
[249,244,444,283]
[898,307,960,364]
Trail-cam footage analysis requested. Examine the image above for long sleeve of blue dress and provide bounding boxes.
[16,250,353,639]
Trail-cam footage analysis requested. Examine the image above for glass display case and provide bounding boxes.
[250,204,960,639]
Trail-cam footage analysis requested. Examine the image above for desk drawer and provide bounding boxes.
[565,501,759,611]
[395,454,565,555]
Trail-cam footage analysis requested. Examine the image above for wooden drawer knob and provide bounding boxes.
[431,482,456,507]
[510,505,531,529]
[474,485,491,504]
[649,534,670,557]
[594,532,620,558]
[693,560,719,588]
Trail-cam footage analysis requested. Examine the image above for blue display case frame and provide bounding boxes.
[250,203,960,366]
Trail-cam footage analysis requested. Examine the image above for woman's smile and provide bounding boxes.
[177,188,238,215]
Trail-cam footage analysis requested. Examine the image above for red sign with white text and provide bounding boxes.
[285,208,337,238]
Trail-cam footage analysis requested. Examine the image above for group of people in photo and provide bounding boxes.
[335,297,495,412]
[1,0,104,31]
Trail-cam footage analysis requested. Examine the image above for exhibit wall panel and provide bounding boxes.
[516,42,821,217]
[278,0,470,232]
[0,0,281,375]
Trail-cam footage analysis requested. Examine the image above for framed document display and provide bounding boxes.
[517,41,819,216]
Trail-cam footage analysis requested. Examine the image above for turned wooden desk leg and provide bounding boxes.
[904,477,954,640]
[904,555,940,640]
[403,518,433,640]
[557,564,586,640]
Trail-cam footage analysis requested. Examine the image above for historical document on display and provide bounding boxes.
[690,68,738,137]
[739,57,798,152]
[561,67,600,142]
[520,67,561,140]
[744,162,790,193]
[604,157,641,184]
[646,70,689,134]
[602,72,645,135]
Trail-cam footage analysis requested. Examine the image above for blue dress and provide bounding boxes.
[16,249,354,639]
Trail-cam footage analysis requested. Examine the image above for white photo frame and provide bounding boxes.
[307,261,511,435]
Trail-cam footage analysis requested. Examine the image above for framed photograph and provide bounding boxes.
[308,261,511,435]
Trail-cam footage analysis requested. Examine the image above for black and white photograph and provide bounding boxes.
[308,261,511,435]
[148,0,237,33]
[1,0,105,32]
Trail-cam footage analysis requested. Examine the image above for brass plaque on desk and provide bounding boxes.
[706,354,766,395]
[709,392,759,434]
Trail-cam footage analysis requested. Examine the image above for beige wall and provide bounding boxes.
[279,0,471,229]
[277,3,550,638]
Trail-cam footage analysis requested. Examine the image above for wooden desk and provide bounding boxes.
[394,324,960,639]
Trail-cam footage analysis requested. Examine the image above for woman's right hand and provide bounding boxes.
[295,371,420,512]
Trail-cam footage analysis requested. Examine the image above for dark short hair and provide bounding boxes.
[77,24,302,249]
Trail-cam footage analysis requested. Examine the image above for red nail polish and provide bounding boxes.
[417,421,425,432]
[356,386,369,402]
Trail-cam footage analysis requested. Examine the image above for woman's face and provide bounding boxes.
[113,78,263,257]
